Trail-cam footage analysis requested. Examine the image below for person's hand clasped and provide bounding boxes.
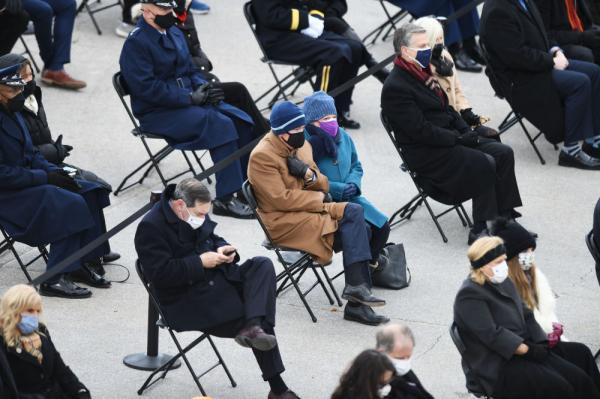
[553,51,569,70]
[521,342,548,363]
[200,251,230,268]
[456,131,480,147]
[341,183,358,200]
[286,156,309,178]
[47,170,79,192]
[217,245,237,264]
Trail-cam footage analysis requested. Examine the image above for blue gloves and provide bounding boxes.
[341,183,359,200]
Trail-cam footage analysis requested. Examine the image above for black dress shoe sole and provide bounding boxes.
[234,334,277,351]
[39,287,92,299]
[341,293,386,307]
[343,312,389,326]
[69,274,112,289]
[558,157,600,170]
[212,206,255,220]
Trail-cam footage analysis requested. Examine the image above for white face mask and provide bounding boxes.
[184,208,205,230]
[391,357,412,376]
[377,384,392,398]
[490,261,509,284]
[518,251,535,271]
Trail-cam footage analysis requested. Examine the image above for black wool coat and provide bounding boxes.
[480,0,565,144]
[533,0,594,45]
[453,277,547,396]
[134,185,247,332]
[0,325,90,399]
[380,65,495,205]
[385,371,434,399]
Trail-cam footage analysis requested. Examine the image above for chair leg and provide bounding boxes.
[455,206,468,227]
[192,151,213,184]
[168,330,207,396]
[423,198,449,243]
[388,193,424,227]
[85,3,103,35]
[181,151,197,176]
[459,205,473,228]
[320,266,343,307]
[517,118,546,165]
[206,336,237,388]
[19,37,40,73]
[308,263,334,305]
[279,261,318,323]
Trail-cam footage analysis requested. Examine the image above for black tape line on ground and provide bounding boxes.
[28,0,484,287]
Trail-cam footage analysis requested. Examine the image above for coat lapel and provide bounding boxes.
[511,0,549,48]
[0,112,25,143]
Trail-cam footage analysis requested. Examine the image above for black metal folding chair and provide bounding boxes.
[243,1,318,111]
[585,230,600,358]
[380,112,472,243]
[134,260,237,396]
[242,181,343,323]
[112,72,211,196]
[0,227,49,284]
[76,0,123,35]
[19,36,41,74]
[362,0,410,46]
[449,322,495,399]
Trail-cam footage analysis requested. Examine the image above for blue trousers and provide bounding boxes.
[552,59,600,144]
[22,0,76,70]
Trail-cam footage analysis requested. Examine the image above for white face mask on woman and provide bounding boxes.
[518,251,535,271]
[490,261,509,284]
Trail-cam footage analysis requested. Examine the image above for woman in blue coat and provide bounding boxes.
[303,92,390,267]
[0,55,112,298]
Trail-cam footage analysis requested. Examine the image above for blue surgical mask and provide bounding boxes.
[18,314,39,335]
[408,47,432,69]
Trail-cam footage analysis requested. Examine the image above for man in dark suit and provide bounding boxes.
[481,0,600,169]
[381,23,524,244]
[134,178,299,399]
[376,323,434,399]
[0,0,29,57]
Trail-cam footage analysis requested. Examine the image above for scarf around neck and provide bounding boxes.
[394,55,447,106]
[305,124,340,161]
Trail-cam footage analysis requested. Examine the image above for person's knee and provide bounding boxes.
[253,256,275,277]
[29,2,54,21]
[343,202,364,221]
[56,0,77,15]
[568,45,594,63]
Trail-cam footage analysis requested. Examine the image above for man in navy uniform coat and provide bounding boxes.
[0,54,114,298]
[134,178,299,399]
[119,0,255,219]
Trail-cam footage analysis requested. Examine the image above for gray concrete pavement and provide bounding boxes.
[1,1,600,398]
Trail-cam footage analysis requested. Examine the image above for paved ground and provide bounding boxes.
[2,1,600,398]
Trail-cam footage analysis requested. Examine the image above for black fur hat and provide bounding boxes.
[489,217,536,260]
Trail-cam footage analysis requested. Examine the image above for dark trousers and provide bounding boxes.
[122,0,136,23]
[594,198,600,249]
[552,59,600,144]
[471,139,522,223]
[0,11,29,56]
[562,44,599,64]
[204,257,284,381]
[368,221,390,263]
[215,81,270,140]
[494,352,600,399]
[333,203,373,286]
[22,0,75,70]
[553,341,600,391]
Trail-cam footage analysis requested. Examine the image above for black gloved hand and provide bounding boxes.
[206,85,225,105]
[456,131,480,147]
[5,0,22,13]
[191,83,210,106]
[522,342,549,363]
[286,156,309,178]
[47,170,79,192]
[431,44,454,77]
[54,135,72,162]
[582,30,600,48]
[323,192,333,203]
[460,108,481,126]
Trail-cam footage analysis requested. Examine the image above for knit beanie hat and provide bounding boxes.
[303,91,337,123]
[270,101,306,135]
[489,218,536,260]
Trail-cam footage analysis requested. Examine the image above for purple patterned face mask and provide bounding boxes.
[319,119,339,137]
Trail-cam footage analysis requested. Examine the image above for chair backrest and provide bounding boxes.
[449,322,492,398]
[135,259,172,327]
[379,111,412,173]
[241,180,284,250]
[112,71,142,132]
[479,41,507,100]
[242,1,272,62]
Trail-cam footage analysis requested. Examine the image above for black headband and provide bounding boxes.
[470,244,506,269]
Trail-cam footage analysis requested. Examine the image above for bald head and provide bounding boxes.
[376,323,415,359]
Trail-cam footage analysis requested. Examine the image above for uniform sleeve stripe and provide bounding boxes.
[309,10,324,18]
[291,9,300,30]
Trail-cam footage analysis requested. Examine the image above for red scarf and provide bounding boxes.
[394,55,447,105]
[565,0,584,32]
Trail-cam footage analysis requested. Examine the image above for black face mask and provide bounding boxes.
[6,92,25,113]
[154,13,176,29]
[285,132,305,149]
[22,80,36,98]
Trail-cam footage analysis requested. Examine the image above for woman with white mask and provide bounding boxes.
[453,236,600,399]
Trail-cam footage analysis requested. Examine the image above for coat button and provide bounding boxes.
[446,88,451,92]
[208,281,214,286]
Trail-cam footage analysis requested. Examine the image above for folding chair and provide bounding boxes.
[242,181,343,323]
[243,1,318,111]
[380,112,472,243]
[134,260,237,396]
[0,227,49,284]
[76,0,123,35]
[19,36,41,74]
[449,322,495,399]
[585,229,600,360]
[112,72,211,196]
[362,0,410,46]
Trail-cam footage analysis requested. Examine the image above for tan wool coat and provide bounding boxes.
[431,49,470,113]
[248,132,347,265]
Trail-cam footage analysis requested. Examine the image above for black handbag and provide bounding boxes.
[372,243,411,290]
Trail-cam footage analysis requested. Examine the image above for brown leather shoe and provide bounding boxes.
[234,325,277,351]
[267,390,300,399]
[41,69,87,90]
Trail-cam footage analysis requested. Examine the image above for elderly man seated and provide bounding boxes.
[376,323,434,399]
[134,178,299,399]
[381,23,526,244]
[119,0,256,219]
[248,101,388,326]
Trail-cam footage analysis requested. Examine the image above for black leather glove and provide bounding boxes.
[47,170,80,192]
[582,30,600,48]
[286,156,309,178]
[456,131,480,147]
[5,0,22,13]
[323,192,333,203]
[206,85,225,105]
[522,342,549,363]
[431,44,454,77]
[460,108,481,126]
[191,83,210,105]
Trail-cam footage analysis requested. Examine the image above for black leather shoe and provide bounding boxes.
[84,258,106,277]
[339,112,361,130]
[583,142,600,159]
[453,49,483,73]
[558,150,600,170]
[468,228,489,245]
[464,43,487,66]
[342,284,386,307]
[40,275,92,299]
[344,303,389,326]
[102,251,121,263]
[268,390,301,399]
[69,264,111,288]
[212,197,255,219]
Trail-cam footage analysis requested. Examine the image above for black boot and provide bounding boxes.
[69,263,111,288]
[342,283,386,307]
[338,111,361,130]
[344,303,389,326]
[213,196,255,219]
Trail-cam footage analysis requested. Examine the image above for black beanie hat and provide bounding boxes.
[489,218,536,260]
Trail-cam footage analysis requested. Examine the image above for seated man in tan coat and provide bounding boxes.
[248,101,388,326]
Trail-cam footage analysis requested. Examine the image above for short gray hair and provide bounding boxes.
[376,323,415,353]
[172,178,211,207]
[393,23,427,53]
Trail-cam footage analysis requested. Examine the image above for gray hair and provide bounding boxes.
[393,23,427,53]
[172,178,211,207]
[376,323,415,353]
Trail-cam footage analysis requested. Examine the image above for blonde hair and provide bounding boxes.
[0,285,43,348]
[467,236,505,285]
[413,17,445,50]
[507,257,538,309]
